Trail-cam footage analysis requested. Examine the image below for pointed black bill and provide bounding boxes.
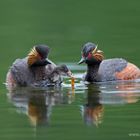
[78,57,85,64]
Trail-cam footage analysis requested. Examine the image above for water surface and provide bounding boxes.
[1,67,140,140]
[0,0,140,139]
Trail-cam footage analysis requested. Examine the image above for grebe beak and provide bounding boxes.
[78,57,85,64]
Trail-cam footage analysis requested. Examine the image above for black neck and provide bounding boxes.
[85,63,100,82]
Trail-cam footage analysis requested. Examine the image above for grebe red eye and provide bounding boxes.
[87,53,92,59]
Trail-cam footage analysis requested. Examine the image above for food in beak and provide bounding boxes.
[66,70,75,88]
[71,77,75,88]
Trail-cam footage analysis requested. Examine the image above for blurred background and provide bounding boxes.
[0,0,140,140]
[0,0,140,83]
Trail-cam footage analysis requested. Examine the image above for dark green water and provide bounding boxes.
[2,74,140,140]
[0,0,140,139]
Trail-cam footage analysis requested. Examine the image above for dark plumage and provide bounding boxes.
[35,44,50,59]
[27,44,52,67]
[34,64,73,87]
[6,45,73,88]
[78,42,140,82]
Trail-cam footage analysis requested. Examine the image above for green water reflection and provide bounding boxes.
[1,79,140,140]
[0,0,140,139]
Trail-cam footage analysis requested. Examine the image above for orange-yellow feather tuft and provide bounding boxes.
[93,50,104,61]
[27,47,40,66]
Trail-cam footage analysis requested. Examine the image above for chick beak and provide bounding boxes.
[78,57,85,64]
[67,70,74,78]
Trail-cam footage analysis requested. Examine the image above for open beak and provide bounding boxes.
[78,57,85,64]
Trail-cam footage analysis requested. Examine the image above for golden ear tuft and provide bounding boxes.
[92,45,98,54]
[93,50,104,61]
[27,47,40,66]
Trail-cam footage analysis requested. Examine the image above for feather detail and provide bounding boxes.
[91,45,98,54]
[115,63,140,80]
[91,47,104,62]
[27,47,41,66]
[93,51,104,61]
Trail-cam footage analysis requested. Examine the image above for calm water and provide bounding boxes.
[0,64,140,140]
[0,0,140,139]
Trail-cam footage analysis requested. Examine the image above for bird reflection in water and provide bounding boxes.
[80,84,104,127]
[99,81,140,104]
[115,82,140,104]
[7,86,74,127]
[81,81,140,127]
[27,93,52,126]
